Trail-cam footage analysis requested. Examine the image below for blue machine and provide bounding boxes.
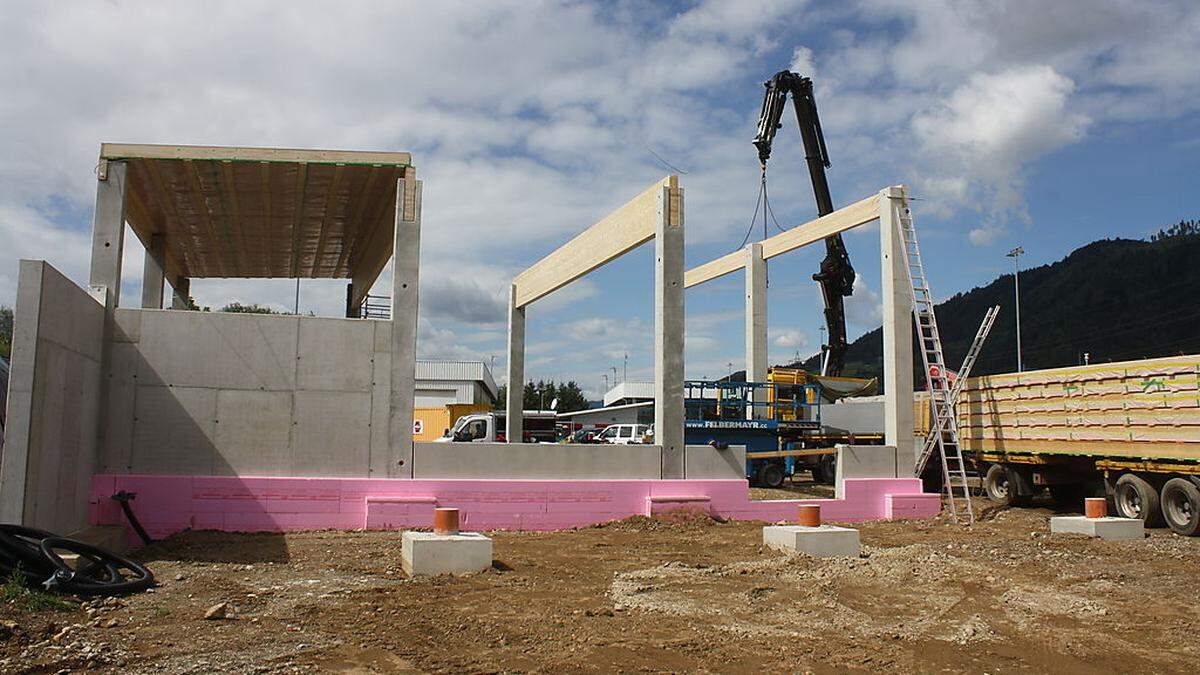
[682,379,823,487]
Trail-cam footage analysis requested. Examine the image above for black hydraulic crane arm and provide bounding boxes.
[752,70,856,377]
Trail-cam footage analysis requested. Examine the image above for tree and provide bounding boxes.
[496,379,591,412]
[0,305,12,359]
[220,302,279,314]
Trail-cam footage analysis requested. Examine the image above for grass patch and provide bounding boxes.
[0,570,74,612]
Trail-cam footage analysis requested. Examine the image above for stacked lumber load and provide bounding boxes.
[956,355,1200,460]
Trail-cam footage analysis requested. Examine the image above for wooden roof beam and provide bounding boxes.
[684,193,880,288]
[513,175,679,308]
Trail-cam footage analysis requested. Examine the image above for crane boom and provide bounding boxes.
[753,70,855,376]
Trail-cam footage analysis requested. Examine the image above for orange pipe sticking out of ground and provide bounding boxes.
[1084,498,1107,519]
[797,504,821,527]
[434,508,460,535]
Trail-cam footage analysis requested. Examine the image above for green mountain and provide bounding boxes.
[793,222,1200,387]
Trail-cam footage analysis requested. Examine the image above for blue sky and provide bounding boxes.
[1,1,1198,398]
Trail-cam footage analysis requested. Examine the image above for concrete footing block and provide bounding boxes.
[1049,516,1144,541]
[763,524,861,558]
[401,531,493,576]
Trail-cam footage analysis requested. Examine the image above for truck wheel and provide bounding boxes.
[984,464,1030,506]
[1161,478,1200,536]
[760,463,786,489]
[811,456,836,485]
[1114,474,1163,527]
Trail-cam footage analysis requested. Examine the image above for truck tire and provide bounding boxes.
[1161,478,1200,536]
[811,455,836,485]
[984,464,1030,506]
[1114,473,1163,527]
[760,463,786,489]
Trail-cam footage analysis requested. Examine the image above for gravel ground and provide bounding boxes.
[2,497,1198,673]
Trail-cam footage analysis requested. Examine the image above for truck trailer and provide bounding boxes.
[957,354,1200,535]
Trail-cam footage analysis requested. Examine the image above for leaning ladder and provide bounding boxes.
[916,306,1000,478]
[895,204,975,524]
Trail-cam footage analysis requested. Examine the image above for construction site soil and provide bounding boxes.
[3,496,1198,674]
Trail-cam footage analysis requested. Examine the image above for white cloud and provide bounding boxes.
[771,328,808,349]
[912,66,1089,223]
[789,46,816,77]
[844,275,882,330]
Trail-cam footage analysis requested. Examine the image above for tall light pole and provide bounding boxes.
[1007,246,1025,372]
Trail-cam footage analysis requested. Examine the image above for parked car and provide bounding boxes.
[569,428,601,444]
[595,424,651,445]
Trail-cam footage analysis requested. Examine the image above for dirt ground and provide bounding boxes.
[3,496,1199,674]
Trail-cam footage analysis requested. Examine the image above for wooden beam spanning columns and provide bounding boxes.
[512,176,681,308]
[505,176,684,475]
[683,194,879,288]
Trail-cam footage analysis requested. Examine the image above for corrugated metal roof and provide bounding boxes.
[415,359,497,399]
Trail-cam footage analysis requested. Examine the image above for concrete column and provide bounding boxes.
[655,186,685,477]
[745,242,767,419]
[879,186,915,471]
[141,234,165,309]
[389,178,422,477]
[170,276,190,309]
[88,160,128,310]
[345,282,360,318]
[505,284,525,443]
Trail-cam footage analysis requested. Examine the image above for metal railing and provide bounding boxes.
[683,379,821,425]
[361,294,391,320]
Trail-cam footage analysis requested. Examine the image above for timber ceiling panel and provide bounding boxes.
[102,143,413,280]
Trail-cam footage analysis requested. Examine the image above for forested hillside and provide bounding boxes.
[793,221,1200,387]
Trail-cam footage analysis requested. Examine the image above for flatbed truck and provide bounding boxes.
[958,354,1200,535]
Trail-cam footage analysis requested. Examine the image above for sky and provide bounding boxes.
[2,0,1198,398]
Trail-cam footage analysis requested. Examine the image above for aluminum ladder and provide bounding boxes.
[895,205,975,525]
[916,306,1000,478]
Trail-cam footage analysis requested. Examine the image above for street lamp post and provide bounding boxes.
[1006,246,1025,372]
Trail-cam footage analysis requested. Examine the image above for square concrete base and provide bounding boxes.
[401,531,493,576]
[1049,516,1144,541]
[763,525,861,557]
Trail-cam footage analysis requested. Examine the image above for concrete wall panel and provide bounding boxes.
[102,310,385,478]
[0,261,104,533]
[131,386,217,474]
[412,442,662,479]
[684,444,746,480]
[293,391,371,477]
[134,310,298,390]
[835,444,900,499]
[369,352,393,476]
[214,390,294,476]
[297,318,373,392]
[100,342,139,472]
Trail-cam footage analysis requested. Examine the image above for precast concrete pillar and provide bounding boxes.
[88,160,129,310]
[505,284,525,443]
[389,178,422,476]
[141,233,166,309]
[170,276,190,310]
[879,186,915,470]
[655,185,685,477]
[745,242,767,419]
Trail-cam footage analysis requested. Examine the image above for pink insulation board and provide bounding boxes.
[90,474,939,538]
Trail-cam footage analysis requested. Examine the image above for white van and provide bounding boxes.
[595,424,651,445]
[436,411,557,443]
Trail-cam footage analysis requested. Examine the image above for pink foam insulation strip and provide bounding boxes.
[89,475,940,538]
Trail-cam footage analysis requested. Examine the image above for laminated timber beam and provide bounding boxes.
[683,193,879,288]
[512,176,681,308]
